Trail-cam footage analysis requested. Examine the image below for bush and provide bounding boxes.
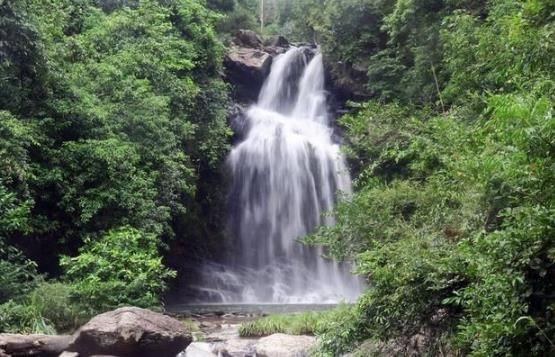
[0,240,41,304]
[0,300,55,334]
[28,282,84,333]
[0,282,84,334]
[60,226,176,315]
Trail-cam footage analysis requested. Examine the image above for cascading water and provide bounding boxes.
[192,47,362,303]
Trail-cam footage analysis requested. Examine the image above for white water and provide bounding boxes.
[193,48,362,303]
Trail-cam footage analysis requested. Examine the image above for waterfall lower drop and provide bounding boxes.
[196,47,363,303]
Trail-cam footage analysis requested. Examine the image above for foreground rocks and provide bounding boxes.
[183,333,316,357]
[67,307,191,357]
[0,334,71,356]
[0,307,192,357]
[256,334,316,357]
[180,322,316,357]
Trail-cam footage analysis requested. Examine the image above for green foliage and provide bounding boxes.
[303,0,555,355]
[213,0,258,35]
[0,300,56,335]
[0,282,83,334]
[27,282,85,333]
[60,226,176,315]
[239,311,323,337]
[0,240,40,304]
[0,0,231,289]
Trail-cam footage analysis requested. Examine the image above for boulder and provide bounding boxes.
[58,352,78,357]
[255,334,316,357]
[233,30,263,49]
[181,342,217,357]
[213,338,257,357]
[0,334,71,357]
[224,47,272,102]
[67,306,192,357]
[264,35,289,48]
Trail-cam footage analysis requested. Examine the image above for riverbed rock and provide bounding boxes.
[182,342,217,357]
[255,334,316,357]
[67,306,192,357]
[0,334,71,357]
[58,352,79,357]
[213,338,257,357]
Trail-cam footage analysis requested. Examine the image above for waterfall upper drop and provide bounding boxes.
[197,47,362,303]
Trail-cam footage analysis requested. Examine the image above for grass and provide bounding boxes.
[182,318,201,332]
[239,310,331,337]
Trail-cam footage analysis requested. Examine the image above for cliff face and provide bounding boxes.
[224,30,369,106]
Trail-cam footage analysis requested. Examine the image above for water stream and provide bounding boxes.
[191,47,362,303]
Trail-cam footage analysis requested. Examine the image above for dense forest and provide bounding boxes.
[1,0,554,356]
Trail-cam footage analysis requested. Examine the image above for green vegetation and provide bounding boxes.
[288,0,555,355]
[2,0,554,355]
[0,0,230,333]
[240,311,323,337]
[61,226,176,315]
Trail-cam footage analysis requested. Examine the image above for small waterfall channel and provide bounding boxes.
[192,47,363,303]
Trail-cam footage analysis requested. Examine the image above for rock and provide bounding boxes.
[0,334,72,357]
[224,47,272,102]
[213,338,257,357]
[182,342,217,357]
[67,306,192,357]
[262,46,288,57]
[255,334,316,357]
[272,36,289,47]
[264,35,289,48]
[233,30,263,48]
[59,352,79,357]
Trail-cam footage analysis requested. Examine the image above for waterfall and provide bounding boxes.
[193,47,362,303]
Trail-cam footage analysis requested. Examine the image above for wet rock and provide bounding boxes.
[270,36,289,48]
[224,47,272,103]
[233,30,263,49]
[213,338,257,357]
[59,352,79,357]
[182,342,217,357]
[255,334,316,357]
[67,306,192,357]
[0,334,71,357]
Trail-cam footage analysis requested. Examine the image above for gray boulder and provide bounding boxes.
[67,306,192,357]
[255,334,316,357]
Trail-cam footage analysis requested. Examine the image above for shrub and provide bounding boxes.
[27,282,85,333]
[0,300,55,334]
[0,240,41,304]
[61,226,176,315]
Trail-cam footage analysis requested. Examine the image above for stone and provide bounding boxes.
[213,338,257,357]
[255,334,316,357]
[0,334,71,357]
[224,47,272,102]
[67,306,192,357]
[59,352,79,357]
[233,30,263,48]
[182,342,217,357]
[268,35,289,48]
